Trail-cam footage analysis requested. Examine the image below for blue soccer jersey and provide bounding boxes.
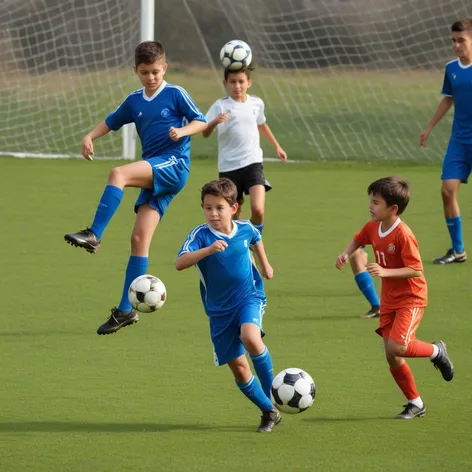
[105,80,206,162]
[442,59,472,144]
[178,220,266,317]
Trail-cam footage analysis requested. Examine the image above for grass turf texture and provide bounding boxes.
[1,158,471,471]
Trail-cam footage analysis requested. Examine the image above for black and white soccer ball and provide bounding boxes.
[220,39,252,71]
[271,368,316,414]
[128,274,166,313]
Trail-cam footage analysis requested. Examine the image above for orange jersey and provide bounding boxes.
[354,219,428,312]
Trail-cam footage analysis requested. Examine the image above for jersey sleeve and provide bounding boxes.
[105,96,133,131]
[353,222,373,247]
[256,99,266,125]
[441,68,453,97]
[175,87,206,123]
[178,226,206,257]
[205,101,221,123]
[399,230,423,271]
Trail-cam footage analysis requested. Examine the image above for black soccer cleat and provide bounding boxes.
[97,307,139,335]
[433,248,467,264]
[396,403,426,420]
[257,408,281,433]
[431,340,454,381]
[362,305,380,319]
[64,228,101,254]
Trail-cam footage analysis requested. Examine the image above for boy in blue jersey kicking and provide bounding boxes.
[64,41,207,334]
[176,178,281,433]
[420,19,472,264]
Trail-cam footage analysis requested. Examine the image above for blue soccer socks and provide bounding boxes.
[118,256,149,312]
[354,271,380,308]
[236,375,274,412]
[250,347,274,398]
[446,216,464,253]
[90,185,124,239]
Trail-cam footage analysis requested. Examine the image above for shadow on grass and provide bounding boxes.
[0,421,252,433]
[303,416,392,422]
[289,314,366,322]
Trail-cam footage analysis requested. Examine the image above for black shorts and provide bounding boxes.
[219,163,272,202]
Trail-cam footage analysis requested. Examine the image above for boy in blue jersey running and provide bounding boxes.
[64,41,207,335]
[176,178,281,433]
[420,19,472,264]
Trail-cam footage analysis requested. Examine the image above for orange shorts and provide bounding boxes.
[375,307,425,345]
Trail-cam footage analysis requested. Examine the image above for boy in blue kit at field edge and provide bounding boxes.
[176,178,281,433]
[64,41,207,335]
[420,19,472,264]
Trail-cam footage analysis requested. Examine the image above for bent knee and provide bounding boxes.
[386,345,407,360]
[108,167,124,186]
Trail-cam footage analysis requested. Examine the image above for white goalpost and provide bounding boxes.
[121,0,155,161]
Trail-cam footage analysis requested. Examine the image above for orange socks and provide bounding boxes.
[404,340,434,358]
[390,362,419,400]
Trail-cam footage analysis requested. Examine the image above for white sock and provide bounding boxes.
[408,397,424,408]
[430,344,439,360]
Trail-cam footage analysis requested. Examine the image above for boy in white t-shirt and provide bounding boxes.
[203,67,287,233]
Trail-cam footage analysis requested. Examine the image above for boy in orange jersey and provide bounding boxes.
[336,177,454,419]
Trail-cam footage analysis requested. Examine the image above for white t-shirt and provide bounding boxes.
[205,95,266,172]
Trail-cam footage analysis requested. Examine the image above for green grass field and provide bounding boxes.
[1,158,471,471]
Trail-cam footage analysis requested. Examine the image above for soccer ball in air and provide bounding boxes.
[220,40,252,71]
[271,368,316,414]
[128,274,166,313]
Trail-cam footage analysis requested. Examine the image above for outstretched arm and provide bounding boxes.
[336,239,361,270]
[202,113,228,138]
[176,240,227,271]
[419,96,453,147]
[367,265,422,278]
[258,123,287,162]
[81,121,111,160]
[170,119,208,141]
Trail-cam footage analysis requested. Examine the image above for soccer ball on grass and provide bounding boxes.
[128,274,166,313]
[271,368,316,414]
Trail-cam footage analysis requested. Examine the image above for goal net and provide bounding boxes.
[185,0,470,162]
[0,0,140,159]
[0,0,469,162]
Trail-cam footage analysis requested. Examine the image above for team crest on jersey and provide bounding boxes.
[161,108,170,118]
[388,243,396,253]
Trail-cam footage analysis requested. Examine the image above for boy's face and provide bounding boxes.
[451,31,472,61]
[202,194,238,231]
[224,72,251,100]
[134,59,168,93]
[369,193,398,222]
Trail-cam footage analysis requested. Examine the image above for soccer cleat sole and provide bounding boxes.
[97,318,139,335]
[64,235,99,254]
[396,412,426,420]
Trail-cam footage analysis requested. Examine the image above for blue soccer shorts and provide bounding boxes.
[209,298,266,366]
[441,139,472,183]
[134,154,189,217]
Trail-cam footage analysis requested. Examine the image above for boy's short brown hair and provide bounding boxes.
[224,66,254,82]
[451,19,472,33]
[367,177,410,215]
[135,41,166,67]
[201,178,237,206]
